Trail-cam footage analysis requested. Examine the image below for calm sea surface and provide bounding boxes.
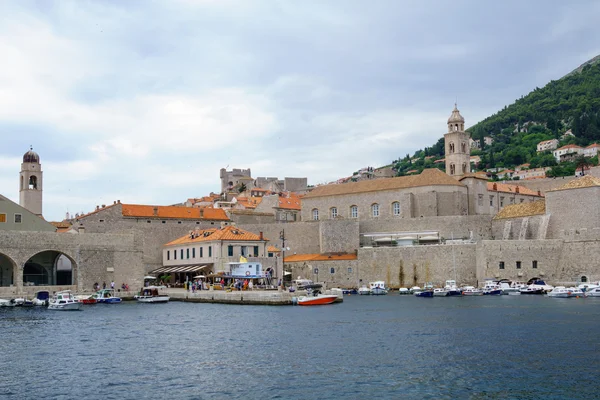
[1,295,599,399]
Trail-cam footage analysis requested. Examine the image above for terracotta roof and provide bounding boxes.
[493,200,546,220]
[235,196,262,209]
[556,144,583,151]
[586,143,600,148]
[165,225,268,246]
[283,252,358,262]
[278,193,302,210]
[50,221,72,233]
[122,204,229,221]
[458,172,489,181]
[303,169,464,198]
[549,175,600,191]
[76,203,120,220]
[267,245,281,253]
[487,182,543,197]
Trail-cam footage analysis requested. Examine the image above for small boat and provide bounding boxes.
[567,287,585,298]
[297,285,339,306]
[585,287,600,297]
[547,287,571,298]
[12,297,34,307]
[433,288,448,297]
[94,289,122,304]
[342,288,358,295]
[76,294,98,305]
[415,290,434,297]
[358,285,371,295]
[398,288,410,295]
[444,280,462,296]
[0,298,17,307]
[48,290,82,311]
[369,281,388,295]
[135,286,170,303]
[482,288,503,295]
[32,291,50,306]
[462,286,483,296]
[409,286,421,294]
[520,279,553,294]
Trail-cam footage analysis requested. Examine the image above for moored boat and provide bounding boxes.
[369,281,388,295]
[135,286,170,303]
[297,285,339,306]
[48,290,82,311]
[398,288,410,295]
[433,288,448,297]
[358,285,371,295]
[0,298,17,307]
[415,290,434,297]
[444,280,462,296]
[585,287,600,297]
[94,289,122,304]
[32,290,50,306]
[462,286,483,296]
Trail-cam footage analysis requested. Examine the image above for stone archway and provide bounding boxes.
[23,251,77,286]
[0,252,17,287]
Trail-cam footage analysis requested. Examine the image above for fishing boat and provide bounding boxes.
[94,289,122,304]
[48,290,82,311]
[461,286,483,296]
[297,284,339,306]
[135,286,170,303]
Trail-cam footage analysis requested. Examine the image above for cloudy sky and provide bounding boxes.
[1,0,599,221]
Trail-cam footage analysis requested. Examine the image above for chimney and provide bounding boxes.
[101,204,106,208]
[153,207,158,216]
[259,231,263,240]
[96,205,100,211]
[492,183,497,191]
[113,201,116,205]
[537,190,541,196]
[117,200,121,204]
[515,186,520,194]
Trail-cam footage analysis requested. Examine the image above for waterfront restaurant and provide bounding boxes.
[155,225,275,285]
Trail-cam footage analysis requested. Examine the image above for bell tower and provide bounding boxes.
[444,104,470,178]
[19,146,43,216]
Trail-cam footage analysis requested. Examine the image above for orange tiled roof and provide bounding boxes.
[487,182,543,197]
[122,204,229,221]
[278,193,302,210]
[493,200,546,220]
[304,168,464,198]
[165,225,268,246]
[284,252,358,262]
[586,143,600,148]
[267,245,281,252]
[236,196,263,209]
[556,144,583,151]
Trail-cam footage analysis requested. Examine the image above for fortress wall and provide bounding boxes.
[491,215,545,240]
[546,187,600,240]
[236,222,322,255]
[476,239,600,285]
[319,219,360,253]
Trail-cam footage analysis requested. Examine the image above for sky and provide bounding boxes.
[1,0,599,222]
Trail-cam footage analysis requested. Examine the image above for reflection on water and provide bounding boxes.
[1,296,599,399]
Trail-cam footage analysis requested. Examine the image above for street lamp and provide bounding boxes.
[280,229,285,287]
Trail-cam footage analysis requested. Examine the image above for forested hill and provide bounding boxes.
[391,56,600,177]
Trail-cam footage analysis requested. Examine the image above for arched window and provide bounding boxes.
[581,276,588,283]
[450,164,455,175]
[392,202,400,216]
[371,203,380,217]
[330,207,338,219]
[29,175,37,190]
[20,176,23,191]
[462,163,467,173]
[350,205,358,218]
[312,209,319,221]
[449,142,454,153]
[461,142,466,153]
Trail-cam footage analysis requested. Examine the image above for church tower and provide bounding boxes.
[444,104,470,178]
[19,147,43,216]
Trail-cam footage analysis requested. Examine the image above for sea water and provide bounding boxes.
[1,295,598,399]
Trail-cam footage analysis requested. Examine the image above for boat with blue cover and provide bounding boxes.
[94,289,122,304]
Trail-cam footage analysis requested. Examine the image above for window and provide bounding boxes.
[162,221,166,224]
[510,198,515,204]
[330,207,338,219]
[348,267,352,273]
[228,245,234,257]
[330,268,335,274]
[516,261,521,269]
[532,260,537,269]
[99,219,104,223]
[477,195,483,207]
[167,250,170,261]
[196,221,200,224]
[192,248,196,258]
[499,261,505,269]
[147,220,151,223]
[489,196,494,207]
[241,246,247,256]
[392,202,400,216]
[500,197,505,207]
[371,203,379,217]
[208,246,212,257]
[14,214,22,224]
[581,276,588,283]
[180,249,184,259]
[350,205,358,218]
[174,250,177,260]
[200,247,203,258]
[254,246,259,257]
[178,221,182,224]
[186,248,190,259]
[312,209,319,221]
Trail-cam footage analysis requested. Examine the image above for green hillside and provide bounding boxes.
[392,57,600,178]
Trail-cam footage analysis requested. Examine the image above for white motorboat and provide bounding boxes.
[32,290,50,306]
[444,280,462,296]
[48,290,82,311]
[0,298,17,307]
[496,280,524,295]
[369,281,388,295]
[521,279,553,294]
[409,286,421,294]
[13,297,34,307]
[398,288,410,295]
[547,287,571,298]
[135,286,170,303]
[297,285,339,306]
[578,282,599,292]
[433,288,448,297]
[461,286,483,296]
[585,287,600,297]
[358,285,370,295]
[567,287,585,298]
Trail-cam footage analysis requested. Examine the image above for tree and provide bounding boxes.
[238,183,247,193]
[575,155,591,176]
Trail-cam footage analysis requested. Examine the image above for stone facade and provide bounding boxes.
[19,148,43,216]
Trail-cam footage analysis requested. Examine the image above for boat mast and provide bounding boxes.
[451,232,457,282]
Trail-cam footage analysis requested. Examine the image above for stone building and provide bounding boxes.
[155,225,275,281]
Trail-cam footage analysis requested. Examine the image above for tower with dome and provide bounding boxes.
[444,104,471,178]
[19,146,43,216]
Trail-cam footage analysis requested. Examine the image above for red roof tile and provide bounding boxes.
[165,225,268,246]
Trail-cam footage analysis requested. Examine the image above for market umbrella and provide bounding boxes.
[193,275,205,279]
[143,276,156,280]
